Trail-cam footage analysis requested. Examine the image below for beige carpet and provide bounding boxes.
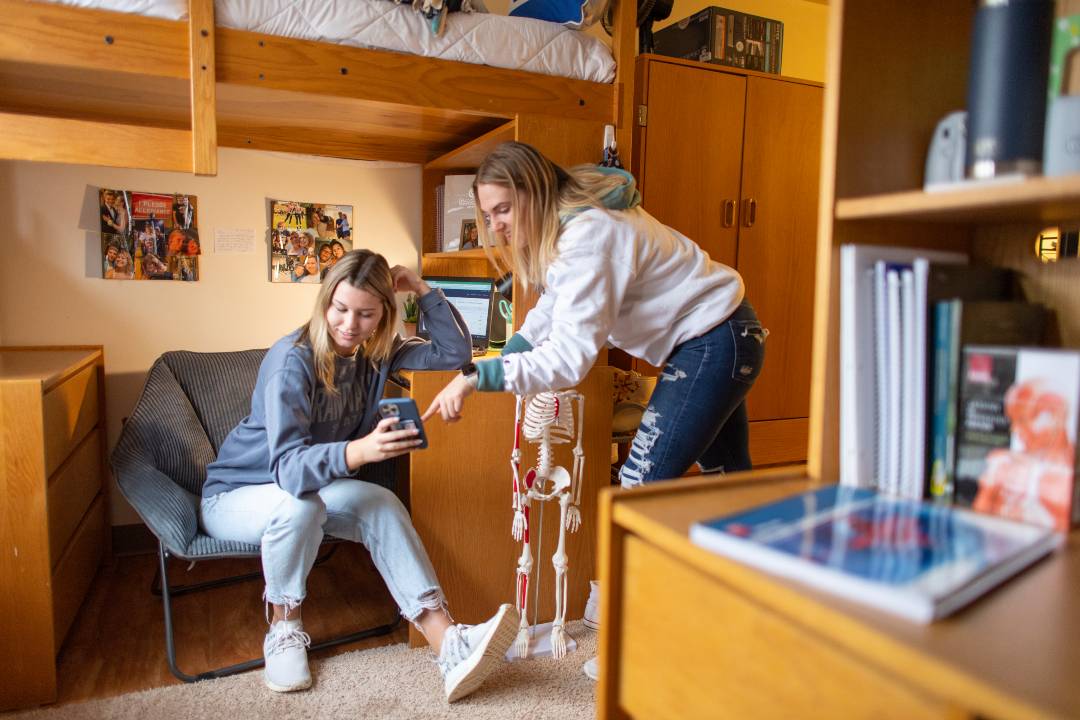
[13,621,597,720]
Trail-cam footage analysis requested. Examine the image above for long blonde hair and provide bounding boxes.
[473,141,629,289]
[298,249,397,392]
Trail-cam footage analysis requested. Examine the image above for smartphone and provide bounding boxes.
[377,398,428,450]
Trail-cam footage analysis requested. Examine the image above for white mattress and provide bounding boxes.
[44,0,616,83]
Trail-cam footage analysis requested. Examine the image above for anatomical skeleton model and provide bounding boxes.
[510,390,585,659]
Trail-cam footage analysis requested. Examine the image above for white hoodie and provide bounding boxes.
[500,206,744,395]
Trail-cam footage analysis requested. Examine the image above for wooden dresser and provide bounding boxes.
[0,347,108,711]
[597,470,1079,719]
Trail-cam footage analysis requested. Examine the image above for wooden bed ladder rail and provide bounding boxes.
[610,0,637,161]
[188,0,218,176]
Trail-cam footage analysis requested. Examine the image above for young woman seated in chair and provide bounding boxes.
[200,249,518,701]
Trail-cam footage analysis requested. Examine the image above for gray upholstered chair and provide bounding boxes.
[111,349,400,682]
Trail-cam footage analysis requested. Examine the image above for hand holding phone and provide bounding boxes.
[377,398,428,450]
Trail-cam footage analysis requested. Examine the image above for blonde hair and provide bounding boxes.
[473,141,629,288]
[297,249,397,393]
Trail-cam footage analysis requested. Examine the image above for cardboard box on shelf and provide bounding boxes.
[654,6,783,75]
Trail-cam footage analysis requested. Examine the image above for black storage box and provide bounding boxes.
[654,6,783,75]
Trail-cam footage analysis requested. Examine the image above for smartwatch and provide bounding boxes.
[461,362,479,387]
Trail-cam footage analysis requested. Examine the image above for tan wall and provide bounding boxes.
[0,149,421,525]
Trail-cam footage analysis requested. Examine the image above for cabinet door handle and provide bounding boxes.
[722,199,736,228]
[742,198,757,228]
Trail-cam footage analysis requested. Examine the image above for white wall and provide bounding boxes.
[0,149,422,525]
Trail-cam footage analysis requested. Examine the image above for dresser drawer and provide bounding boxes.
[618,536,949,719]
[51,494,105,653]
[47,429,102,569]
[42,363,99,478]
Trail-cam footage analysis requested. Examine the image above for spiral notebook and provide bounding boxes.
[690,485,1061,623]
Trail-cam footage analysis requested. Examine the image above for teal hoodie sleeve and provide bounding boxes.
[501,333,533,355]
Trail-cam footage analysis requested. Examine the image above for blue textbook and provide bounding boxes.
[689,486,1062,623]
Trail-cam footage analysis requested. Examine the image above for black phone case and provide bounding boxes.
[377,398,428,449]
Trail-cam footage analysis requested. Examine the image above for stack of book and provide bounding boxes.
[687,244,1079,624]
[840,245,1080,527]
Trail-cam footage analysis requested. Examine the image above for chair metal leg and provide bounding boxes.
[150,544,340,598]
[157,542,401,683]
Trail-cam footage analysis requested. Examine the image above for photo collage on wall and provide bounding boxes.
[270,200,354,284]
[100,188,200,281]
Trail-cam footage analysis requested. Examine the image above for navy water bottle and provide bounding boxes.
[965,0,1054,179]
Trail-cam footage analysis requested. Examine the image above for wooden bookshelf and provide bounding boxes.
[811,0,1080,483]
[425,121,515,171]
[420,248,489,261]
[836,175,1080,224]
[594,1,1080,717]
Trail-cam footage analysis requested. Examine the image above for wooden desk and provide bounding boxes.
[597,470,1080,719]
[0,346,108,711]
[401,366,613,646]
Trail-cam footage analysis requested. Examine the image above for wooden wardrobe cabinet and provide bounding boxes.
[0,347,108,710]
[631,54,823,466]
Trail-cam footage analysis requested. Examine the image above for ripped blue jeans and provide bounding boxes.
[619,301,766,488]
[200,479,445,622]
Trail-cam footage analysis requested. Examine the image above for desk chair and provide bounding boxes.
[110,349,400,682]
[611,368,657,479]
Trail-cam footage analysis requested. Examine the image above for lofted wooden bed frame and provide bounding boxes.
[0,0,637,175]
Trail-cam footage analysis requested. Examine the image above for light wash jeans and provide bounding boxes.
[618,301,767,488]
[200,479,445,621]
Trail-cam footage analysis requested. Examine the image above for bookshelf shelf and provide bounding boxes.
[425,120,515,171]
[835,174,1080,224]
[422,247,489,261]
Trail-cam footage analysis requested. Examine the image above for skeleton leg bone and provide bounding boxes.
[550,491,571,659]
[514,496,533,658]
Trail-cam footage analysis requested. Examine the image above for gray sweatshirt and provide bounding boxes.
[203,289,471,498]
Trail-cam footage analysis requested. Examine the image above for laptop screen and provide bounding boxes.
[418,276,495,348]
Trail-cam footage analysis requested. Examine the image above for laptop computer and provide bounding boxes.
[418,276,496,355]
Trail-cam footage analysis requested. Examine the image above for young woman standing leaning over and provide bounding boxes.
[424,141,767,486]
[422,142,767,680]
[201,250,518,701]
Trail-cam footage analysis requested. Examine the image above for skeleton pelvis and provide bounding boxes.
[527,465,572,500]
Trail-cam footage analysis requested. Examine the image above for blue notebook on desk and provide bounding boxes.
[689,486,1061,623]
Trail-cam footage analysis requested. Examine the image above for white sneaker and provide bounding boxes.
[263,619,312,692]
[583,655,599,681]
[438,603,518,703]
[583,580,600,630]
